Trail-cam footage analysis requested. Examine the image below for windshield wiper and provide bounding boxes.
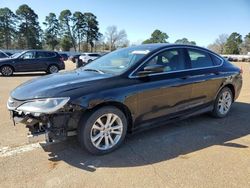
[83,68,105,74]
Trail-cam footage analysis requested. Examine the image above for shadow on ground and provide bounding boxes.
[42,102,250,172]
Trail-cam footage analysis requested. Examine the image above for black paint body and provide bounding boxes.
[9,44,242,133]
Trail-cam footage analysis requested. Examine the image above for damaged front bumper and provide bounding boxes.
[8,104,82,143]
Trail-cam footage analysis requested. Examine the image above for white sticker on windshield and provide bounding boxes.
[131,50,150,55]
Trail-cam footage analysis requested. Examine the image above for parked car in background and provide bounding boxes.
[69,54,81,63]
[0,50,65,76]
[79,53,101,63]
[7,44,242,155]
[0,50,9,59]
[69,54,84,68]
[59,53,69,61]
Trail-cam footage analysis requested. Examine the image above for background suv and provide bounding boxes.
[0,50,65,76]
[79,53,101,64]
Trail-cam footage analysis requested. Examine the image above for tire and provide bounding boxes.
[87,59,92,64]
[0,65,13,76]
[78,106,128,155]
[211,87,233,118]
[47,65,59,74]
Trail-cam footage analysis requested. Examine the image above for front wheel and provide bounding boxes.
[78,106,127,155]
[212,87,233,118]
[1,65,13,76]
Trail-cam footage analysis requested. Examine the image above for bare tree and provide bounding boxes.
[105,25,128,51]
[208,34,228,54]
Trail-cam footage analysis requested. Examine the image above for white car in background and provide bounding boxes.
[79,53,101,63]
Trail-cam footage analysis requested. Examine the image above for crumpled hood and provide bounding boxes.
[11,70,111,100]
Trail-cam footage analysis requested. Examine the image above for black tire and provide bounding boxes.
[87,59,92,64]
[78,106,128,155]
[211,87,233,118]
[47,65,59,74]
[0,65,13,76]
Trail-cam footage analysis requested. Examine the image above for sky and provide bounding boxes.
[1,0,250,46]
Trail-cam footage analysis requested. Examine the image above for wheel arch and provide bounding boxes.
[48,63,59,69]
[0,64,15,72]
[217,83,235,102]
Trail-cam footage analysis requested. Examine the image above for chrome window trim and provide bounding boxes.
[129,46,224,78]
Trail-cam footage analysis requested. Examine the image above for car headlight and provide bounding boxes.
[17,97,70,114]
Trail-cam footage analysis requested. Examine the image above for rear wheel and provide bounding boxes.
[78,106,127,155]
[47,65,59,74]
[0,65,13,76]
[212,87,233,118]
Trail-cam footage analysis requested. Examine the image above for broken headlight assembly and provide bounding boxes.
[16,97,70,114]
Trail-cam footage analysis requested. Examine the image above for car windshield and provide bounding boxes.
[82,46,157,74]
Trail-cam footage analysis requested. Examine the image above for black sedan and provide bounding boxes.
[0,50,65,76]
[7,44,242,154]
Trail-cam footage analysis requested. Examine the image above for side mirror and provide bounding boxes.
[137,64,165,76]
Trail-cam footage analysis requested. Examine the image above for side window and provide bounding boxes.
[46,52,56,57]
[140,49,186,73]
[36,52,46,58]
[188,49,213,68]
[21,51,35,59]
[89,54,100,57]
[211,54,223,65]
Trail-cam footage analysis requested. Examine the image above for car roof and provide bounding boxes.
[22,50,58,53]
[130,43,220,56]
[135,43,203,50]
[82,52,100,55]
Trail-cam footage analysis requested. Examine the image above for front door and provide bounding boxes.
[15,51,37,72]
[132,48,194,126]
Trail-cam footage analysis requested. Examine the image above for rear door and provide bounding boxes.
[185,48,224,108]
[35,51,56,71]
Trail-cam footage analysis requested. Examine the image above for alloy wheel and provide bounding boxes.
[217,90,232,115]
[1,66,13,76]
[90,113,123,150]
[49,65,59,73]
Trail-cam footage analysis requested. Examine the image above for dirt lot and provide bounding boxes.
[0,61,249,188]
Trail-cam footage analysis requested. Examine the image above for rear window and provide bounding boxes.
[187,49,213,68]
[45,52,56,57]
[36,52,56,58]
[211,54,223,65]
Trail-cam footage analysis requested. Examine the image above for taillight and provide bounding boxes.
[240,66,243,74]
